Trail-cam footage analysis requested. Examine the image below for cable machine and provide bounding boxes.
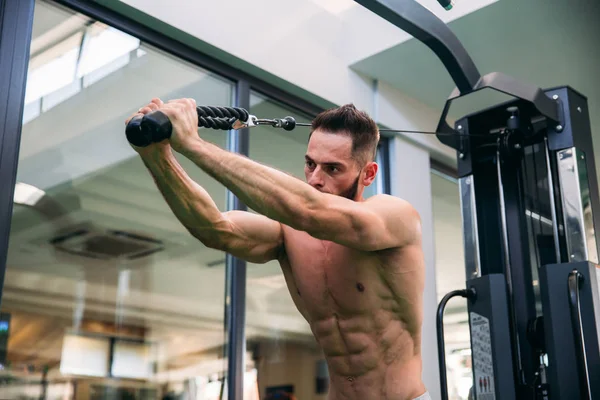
[352,0,600,399]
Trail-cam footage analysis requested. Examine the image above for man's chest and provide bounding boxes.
[281,229,389,317]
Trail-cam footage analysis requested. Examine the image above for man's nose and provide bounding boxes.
[308,168,325,188]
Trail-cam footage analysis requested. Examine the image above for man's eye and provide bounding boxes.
[306,161,315,168]
[328,166,338,173]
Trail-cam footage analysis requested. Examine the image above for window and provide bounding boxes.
[5,2,234,399]
[24,16,146,123]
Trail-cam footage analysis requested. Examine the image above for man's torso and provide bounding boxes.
[278,225,427,400]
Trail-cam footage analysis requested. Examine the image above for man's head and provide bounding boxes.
[305,104,380,201]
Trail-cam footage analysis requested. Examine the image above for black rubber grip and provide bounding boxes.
[125,106,250,147]
[125,110,172,147]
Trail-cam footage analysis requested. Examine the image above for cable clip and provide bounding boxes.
[231,115,259,130]
[231,116,297,131]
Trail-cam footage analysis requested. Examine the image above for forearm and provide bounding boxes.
[181,138,318,228]
[140,148,226,243]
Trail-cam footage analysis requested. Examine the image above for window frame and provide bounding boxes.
[0,0,36,306]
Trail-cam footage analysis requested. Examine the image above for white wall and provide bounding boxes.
[389,136,440,399]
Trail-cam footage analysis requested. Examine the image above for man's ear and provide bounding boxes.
[363,162,378,186]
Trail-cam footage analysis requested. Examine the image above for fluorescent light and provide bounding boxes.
[13,182,46,207]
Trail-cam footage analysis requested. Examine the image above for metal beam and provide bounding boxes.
[354,0,481,94]
[224,80,250,400]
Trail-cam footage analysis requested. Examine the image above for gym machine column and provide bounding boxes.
[354,1,600,399]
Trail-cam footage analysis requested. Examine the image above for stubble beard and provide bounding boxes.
[339,173,361,201]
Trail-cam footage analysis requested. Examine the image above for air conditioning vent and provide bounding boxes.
[50,226,163,260]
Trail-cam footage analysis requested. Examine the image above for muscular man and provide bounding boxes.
[126,98,429,400]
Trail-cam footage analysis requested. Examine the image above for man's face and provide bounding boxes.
[304,130,369,201]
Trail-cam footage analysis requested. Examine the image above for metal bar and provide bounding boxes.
[0,0,35,306]
[557,148,589,262]
[544,137,562,263]
[568,270,592,400]
[459,175,481,279]
[497,151,513,291]
[495,150,527,387]
[50,0,326,118]
[436,289,473,400]
[107,337,116,378]
[224,80,250,400]
[354,0,481,94]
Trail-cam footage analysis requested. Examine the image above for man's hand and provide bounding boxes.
[125,97,200,156]
[158,98,201,153]
[125,98,170,159]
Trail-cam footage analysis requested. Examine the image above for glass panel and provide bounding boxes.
[246,94,385,399]
[4,1,233,398]
[432,171,473,400]
[25,31,82,105]
[76,24,141,79]
[246,93,320,400]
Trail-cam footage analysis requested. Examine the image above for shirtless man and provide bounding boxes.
[126,98,429,400]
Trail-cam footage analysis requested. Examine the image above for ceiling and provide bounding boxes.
[352,0,600,156]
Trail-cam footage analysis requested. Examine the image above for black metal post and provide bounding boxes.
[436,289,474,400]
[498,153,538,396]
[0,0,35,305]
[107,337,116,378]
[224,80,250,400]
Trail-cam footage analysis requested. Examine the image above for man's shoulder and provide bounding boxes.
[365,194,419,218]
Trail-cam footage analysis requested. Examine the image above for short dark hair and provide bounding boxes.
[310,104,380,165]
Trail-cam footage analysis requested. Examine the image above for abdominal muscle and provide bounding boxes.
[310,311,425,400]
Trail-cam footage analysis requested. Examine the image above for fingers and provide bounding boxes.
[124,98,164,125]
[167,98,196,108]
[124,107,151,125]
[124,97,195,125]
[161,98,197,119]
[125,112,143,125]
[160,101,185,119]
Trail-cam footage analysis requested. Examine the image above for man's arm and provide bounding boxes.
[135,98,419,253]
[140,148,284,263]
[128,99,284,264]
[179,139,420,252]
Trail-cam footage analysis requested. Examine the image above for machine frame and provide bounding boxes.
[355,1,600,399]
